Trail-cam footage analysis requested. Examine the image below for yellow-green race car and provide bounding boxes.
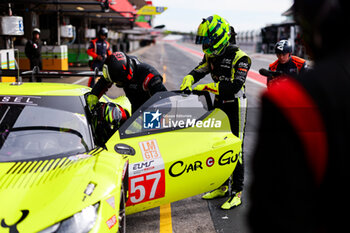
[0,82,241,233]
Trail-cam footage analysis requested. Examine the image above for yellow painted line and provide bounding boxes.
[162,65,167,84]
[162,72,167,84]
[159,203,172,233]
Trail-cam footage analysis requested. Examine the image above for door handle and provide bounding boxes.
[212,136,229,148]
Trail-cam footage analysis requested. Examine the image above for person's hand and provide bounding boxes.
[97,55,103,61]
[87,94,99,110]
[193,82,220,95]
[180,75,195,91]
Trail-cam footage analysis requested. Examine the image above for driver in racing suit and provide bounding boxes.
[180,15,251,210]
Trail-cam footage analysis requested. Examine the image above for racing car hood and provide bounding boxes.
[0,152,125,232]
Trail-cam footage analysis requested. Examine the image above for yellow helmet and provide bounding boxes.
[195,15,231,57]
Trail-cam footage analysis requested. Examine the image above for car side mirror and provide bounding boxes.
[114,143,135,156]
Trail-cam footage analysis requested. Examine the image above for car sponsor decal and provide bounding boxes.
[139,139,162,161]
[1,210,29,232]
[168,151,238,177]
[218,150,238,166]
[126,169,166,206]
[169,160,203,177]
[127,139,165,206]
[106,215,117,229]
[206,157,215,167]
[0,95,41,106]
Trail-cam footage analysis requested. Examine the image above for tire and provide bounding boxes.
[118,184,126,233]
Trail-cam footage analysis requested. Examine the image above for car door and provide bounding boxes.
[105,92,242,215]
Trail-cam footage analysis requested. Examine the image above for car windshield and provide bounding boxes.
[119,92,210,138]
[0,95,92,162]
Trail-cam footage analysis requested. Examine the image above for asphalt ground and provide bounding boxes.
[37,41,274,233]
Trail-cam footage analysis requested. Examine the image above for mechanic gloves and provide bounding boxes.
[87,94,99,110]
[180,75,195,91]
[193,82,220,95]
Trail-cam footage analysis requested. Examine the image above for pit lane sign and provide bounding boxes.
[137,5,167,15]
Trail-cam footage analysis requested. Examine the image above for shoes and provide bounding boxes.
[221,191,242,210]
[202,186,228,200]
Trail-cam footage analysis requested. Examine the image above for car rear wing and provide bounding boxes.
[0,66,103,82]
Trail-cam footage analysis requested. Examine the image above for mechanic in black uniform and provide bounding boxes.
[249,0,350,232]
[87,51,167,113]
[267,40,308,86]
[180,15,251,210]
[25,28,42,82]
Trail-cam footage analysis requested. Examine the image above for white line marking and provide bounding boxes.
[72,77,89,85]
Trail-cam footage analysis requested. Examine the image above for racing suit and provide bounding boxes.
[91,55,167,113]
[268,55,308,85]
[87,38,112,87]
[25,38,42,82]
[249,48,350,233]
[189,44,251,193]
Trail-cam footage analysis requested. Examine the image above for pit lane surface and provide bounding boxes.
[45,41,273,233]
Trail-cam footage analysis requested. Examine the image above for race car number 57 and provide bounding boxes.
[126,170,165,206]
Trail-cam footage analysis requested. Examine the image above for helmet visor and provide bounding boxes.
[195,35,214,55]
[195,36,212,46]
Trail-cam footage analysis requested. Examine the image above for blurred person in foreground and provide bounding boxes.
[249,0,350,232]
[180,15,251,210]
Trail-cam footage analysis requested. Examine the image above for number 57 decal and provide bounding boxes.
[126,170,165,206]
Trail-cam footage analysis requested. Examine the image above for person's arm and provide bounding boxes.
[188,55,210,83]
[87,77,113,110]
[106,41,112,56]
[87,41,98,59]
[141,64,167,94]
[25,41,34,59]
[299,61,309,75]
[180,55,210,91]
[147,76,167,95]
[91,77,113,98]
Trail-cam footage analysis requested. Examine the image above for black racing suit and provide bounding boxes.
[249,48,350,233]
[25,38,42,82]
[189,44,251,193]
[91,55,167,113]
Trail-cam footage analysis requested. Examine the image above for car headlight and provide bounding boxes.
[38,203,99,233]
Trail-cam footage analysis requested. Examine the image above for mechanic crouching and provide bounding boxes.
[180,15,251,210]
[87,51,167,113]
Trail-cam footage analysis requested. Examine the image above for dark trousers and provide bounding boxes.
[29,59,42,82]
[215,96,247,193]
